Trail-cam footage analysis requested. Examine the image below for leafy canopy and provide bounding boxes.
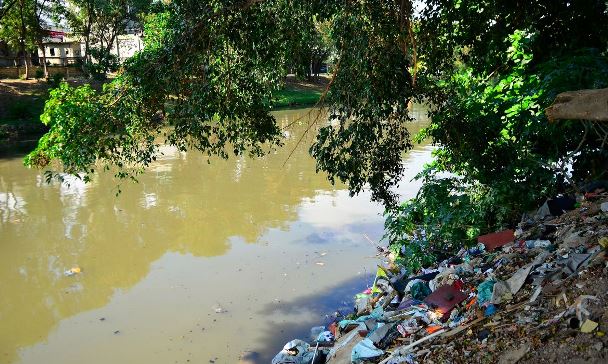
[24,1,608,266]
[384,0,608,272]
[26,0,418,205]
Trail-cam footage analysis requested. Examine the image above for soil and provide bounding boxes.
[284,74,330,92]
[0,79,107,154]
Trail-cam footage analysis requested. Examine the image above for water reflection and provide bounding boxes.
[0,107,431,364]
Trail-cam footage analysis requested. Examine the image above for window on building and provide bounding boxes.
[49,48,55,56]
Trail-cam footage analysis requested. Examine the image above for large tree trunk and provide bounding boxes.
[83,1,94,74]
[34,0,49,78]
[546,88,608,122]
[18,0,28,79]
[37,41,48,78]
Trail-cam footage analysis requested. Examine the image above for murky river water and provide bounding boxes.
[0,107,431,364]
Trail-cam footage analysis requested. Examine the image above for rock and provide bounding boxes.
[601,202,608,212]
[593,342,603,351]
[498,343,530,364]
[562,230,587,248]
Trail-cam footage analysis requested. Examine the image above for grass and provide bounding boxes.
[272,87,322,108]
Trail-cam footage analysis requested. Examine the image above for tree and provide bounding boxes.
[32,0,55,77]
[26,0,417,205]
[0,0,18,23]
[0,0,59,77]
[59,0,151,76]
[25,0,608,255]
[0,0,37,74]
[288,15,333,81]
[383,0,608,271]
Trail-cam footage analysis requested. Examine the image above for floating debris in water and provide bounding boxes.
[64,266,82,276]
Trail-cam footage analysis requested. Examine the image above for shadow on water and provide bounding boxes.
[0,140,37,159]
[252,273,374,363]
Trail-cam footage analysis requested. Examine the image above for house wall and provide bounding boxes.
[113,34,143,61]
[38,42,82,66]
[0,66,84,79]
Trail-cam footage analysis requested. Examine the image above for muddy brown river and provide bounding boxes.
[0,107,431,363]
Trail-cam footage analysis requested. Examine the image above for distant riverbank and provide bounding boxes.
[0,75,328,154]
[272,75,329,108]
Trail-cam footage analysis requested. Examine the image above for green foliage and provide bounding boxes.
[22,0,608,273]
[0,0,58,72]
[288,15,334,80]
[0,0,37,52]
[418,0,608,80]
[272,88,321,108]
[56,0,152,77]
[26,0,296,180]
[385,176,510,272]
[25,80,160,180]
[26,0,418,204]
[47,72,65,87]
[385,28,608,270]
[424,34,608,207]
[310,0,416,205]
[85,46,120,77]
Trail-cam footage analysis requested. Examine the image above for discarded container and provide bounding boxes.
[316,331,334,343]
[276,197,608,363]
[64,266,82,276]
[409,281,431,301]
[477,280,496,306]
[484,304,497,317]
[546,196,576,216]
[525,240,552,249]
[580,319,599,333]
[477,230,515,251]
[371,267,389,294]
[424,285,467,318]
[272,339,314,364]
[310,326,325,341]
[351,338,384,363]
[467,242,486,256]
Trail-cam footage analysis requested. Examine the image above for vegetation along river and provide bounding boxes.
[0,106,431,363]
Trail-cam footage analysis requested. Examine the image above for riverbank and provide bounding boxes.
[0,80,48,153]
[0,79,109,154]
[268,195,608,363]
[272,75,328,108]
[0,76,327,154]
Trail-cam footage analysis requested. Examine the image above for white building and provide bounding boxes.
[37,28,144,66]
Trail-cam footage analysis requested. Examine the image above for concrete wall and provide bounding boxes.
[0,66,85,79]
[38,42,82,65]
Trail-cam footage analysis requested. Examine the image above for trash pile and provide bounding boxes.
[272,195,608,363]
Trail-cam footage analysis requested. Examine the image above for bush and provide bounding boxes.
[85,47,120,79]
[384,31,608,272]
[34,69,45,80]
[48,73,65,88]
